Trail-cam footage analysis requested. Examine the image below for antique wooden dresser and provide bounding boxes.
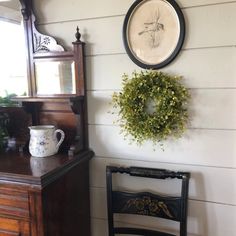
[0,150,93,236]
[0,0,94,235]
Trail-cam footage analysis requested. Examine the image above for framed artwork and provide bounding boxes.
[123,0,185,69]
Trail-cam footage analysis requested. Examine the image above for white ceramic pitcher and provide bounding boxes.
[29,125,65,157]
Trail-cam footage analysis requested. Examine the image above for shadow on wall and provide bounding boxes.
[87,92,112,154]
[188,172,210,236]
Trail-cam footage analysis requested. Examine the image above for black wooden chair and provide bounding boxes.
[106,166,190,236]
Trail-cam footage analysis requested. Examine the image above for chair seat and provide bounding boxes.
[114,227,176,236]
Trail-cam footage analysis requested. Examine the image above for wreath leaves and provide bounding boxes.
[112,70,190,147]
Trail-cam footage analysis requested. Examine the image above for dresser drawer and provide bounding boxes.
[0,187,29,219]
[0,216,30,236]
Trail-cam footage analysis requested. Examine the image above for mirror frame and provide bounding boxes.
[19,0,86,98]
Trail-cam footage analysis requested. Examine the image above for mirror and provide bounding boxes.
[35,60,76,95]
[0,0,28,99]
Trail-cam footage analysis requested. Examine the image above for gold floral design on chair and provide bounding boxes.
[123,196,173,218]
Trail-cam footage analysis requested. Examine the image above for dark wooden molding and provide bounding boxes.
[107,166,190,179]
[19,0,31,20]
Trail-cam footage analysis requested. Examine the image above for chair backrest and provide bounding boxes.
[106,166,190,236]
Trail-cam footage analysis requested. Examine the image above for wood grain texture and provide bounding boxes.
[0,216,29,235]
[0,151,93,236]
[0,188,29,219]
[42,158,91,236]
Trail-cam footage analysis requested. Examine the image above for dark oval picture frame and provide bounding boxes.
[123,0,185,69]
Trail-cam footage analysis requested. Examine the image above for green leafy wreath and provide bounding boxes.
[112,70,190,146]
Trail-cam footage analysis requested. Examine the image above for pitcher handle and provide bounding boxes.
[54,129,65,149]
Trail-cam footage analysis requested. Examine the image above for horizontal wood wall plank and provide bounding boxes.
[34,0,236,24]
[89,157,236,205]
[34,0,134,24]
[87,89,236,129]
[90,187,236,236]
[38,2,236,54]
[91,218,202,236]
[88,125,236,168]
[91,218,108,236]
[184,2,236,49]
[180,0,236,8]
[189,201,236,236]
[86,47,236,90]
[37,16,123,54]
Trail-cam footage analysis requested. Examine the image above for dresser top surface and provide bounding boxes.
[0,150,93,187]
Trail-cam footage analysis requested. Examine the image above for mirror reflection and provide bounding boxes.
[0,0,28,99]
[35,61,76,95]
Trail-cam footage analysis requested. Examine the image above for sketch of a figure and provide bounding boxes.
[138,9,164,48]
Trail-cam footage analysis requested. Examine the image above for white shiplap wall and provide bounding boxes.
[35,0,236,235]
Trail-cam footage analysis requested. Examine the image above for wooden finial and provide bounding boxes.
[75,26,81,42]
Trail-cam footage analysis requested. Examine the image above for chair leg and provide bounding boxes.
[106,167,114,236]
